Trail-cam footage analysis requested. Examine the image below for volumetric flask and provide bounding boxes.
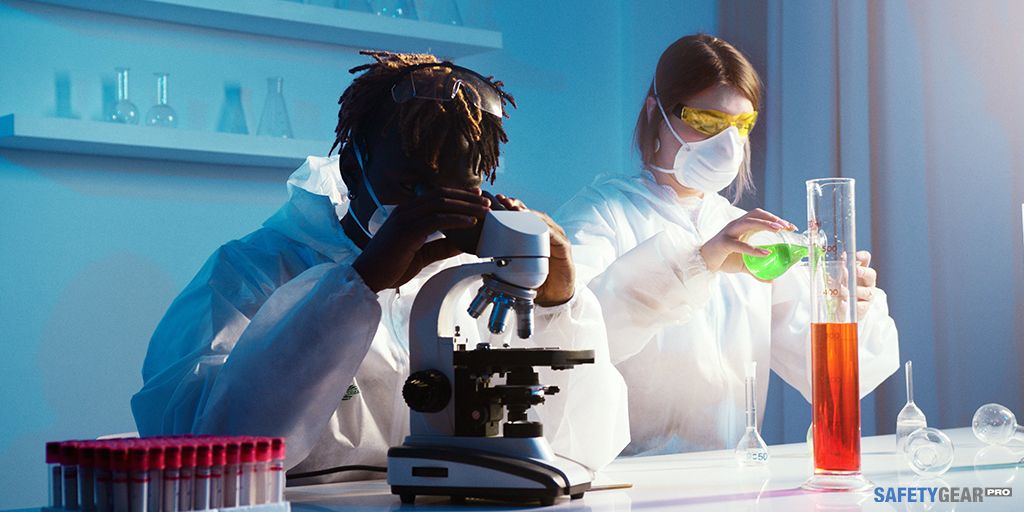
[803,177,871,492]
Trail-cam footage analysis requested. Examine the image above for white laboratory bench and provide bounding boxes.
[283,427,1024,511]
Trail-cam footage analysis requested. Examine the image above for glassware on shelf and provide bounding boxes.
[217,82,248,135]
[372,0,417,19]
[54,71,79,119]
[414,0,462,25]
[337,0,373,12]
[145,73,178,128]
[257,77,293,138]
[110,67,139,124]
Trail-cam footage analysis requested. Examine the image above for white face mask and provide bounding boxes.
[650,83,746,193]
[347,144,442,242]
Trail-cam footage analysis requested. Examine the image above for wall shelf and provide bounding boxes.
[31,0,502,58]
[0,114,330,167]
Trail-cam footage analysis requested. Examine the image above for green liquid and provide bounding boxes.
[742,243,809,280]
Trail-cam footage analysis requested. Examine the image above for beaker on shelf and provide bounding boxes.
[144,73,178,128]
[256,77,293,139]
[217,82,248,135]
[110,67,139,124]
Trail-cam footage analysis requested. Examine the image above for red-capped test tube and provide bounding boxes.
[210,442,225,509]
[146,444,163,512]
[178,444,195,512]
[47,442,63,509]
[110,446,130,512]
[94,445,112,512]
[269,438,286,504]
[223,440,240,508]
[193,444,212,511]
[254,439,271,505]
[128,447,149,512]
[78,442,97,512]
[162,445,181,512]
[238,440,255,506]
[62,442,81,510]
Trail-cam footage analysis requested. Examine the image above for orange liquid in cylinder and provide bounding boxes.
[811,322,861,473]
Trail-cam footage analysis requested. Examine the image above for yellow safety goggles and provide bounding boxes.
[672,105,759,137]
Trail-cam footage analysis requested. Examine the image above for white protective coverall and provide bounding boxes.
[556,172,899,456]
[131,156,630,480]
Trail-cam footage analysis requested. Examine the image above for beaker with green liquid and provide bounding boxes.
[742,230,818,280]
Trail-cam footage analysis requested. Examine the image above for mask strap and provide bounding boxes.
[653,79,691,152]
[347,142,378,239]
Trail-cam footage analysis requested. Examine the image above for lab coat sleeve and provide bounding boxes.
[131,243,382,469]
[586,228,717,364]
[518,288,631,471]
[768,268,900,402]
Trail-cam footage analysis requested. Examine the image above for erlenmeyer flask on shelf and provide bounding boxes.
[257,77,293,139]
[110,67,139,124]
[217,82,248,135]
[145,72,178,128]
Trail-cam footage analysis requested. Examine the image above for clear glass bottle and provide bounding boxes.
[110,68,139,124]
[256,77,293,138]
[416,0,462,25]
[145,73,178,128]
[217,82,248,134]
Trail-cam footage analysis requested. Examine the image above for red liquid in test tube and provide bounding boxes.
[128,447,149,512]
[162,445,181,512]
[269,438,286,504]
[110,446,129,512]
[146,444,163,512]
[47,442,63,509]
[62,442,80,510]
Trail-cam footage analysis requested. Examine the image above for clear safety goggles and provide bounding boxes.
[672,104,759,137]
[391,62,505,118]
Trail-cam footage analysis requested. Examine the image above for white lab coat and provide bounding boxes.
[555,172,899,456]
[131,156,630,480]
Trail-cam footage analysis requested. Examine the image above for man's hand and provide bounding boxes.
[353,187,490,292]
[855,251,878,319]
[495,194,575,307]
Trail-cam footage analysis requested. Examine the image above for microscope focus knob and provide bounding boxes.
[403,370,451,413]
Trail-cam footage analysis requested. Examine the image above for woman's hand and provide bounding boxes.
[855,251,878,319]
[700,208,796,276]
[495,194,575,307]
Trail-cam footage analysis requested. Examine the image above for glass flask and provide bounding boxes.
[734,361,769,466]
[372,0,417,19]
[415,0,462,25]
[803,177,871,492]
[742,229,823,281]
[145,73,178,128]
[256,77,293,138]
[902,427,954,477]
[973,404,1024,445]
[217,83,248,135]
[110,68,139,124]
[896,361,927,451]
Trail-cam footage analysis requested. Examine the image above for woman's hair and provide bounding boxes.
[330,50,515,184]
[635,34,763,202]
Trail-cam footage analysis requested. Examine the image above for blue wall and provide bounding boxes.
[0,0,717,507]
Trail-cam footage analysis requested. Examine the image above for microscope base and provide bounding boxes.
[387,445,591,506]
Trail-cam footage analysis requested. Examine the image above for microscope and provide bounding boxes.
[387,208,594,506]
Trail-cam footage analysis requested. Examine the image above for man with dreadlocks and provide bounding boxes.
[132,51,630,483]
